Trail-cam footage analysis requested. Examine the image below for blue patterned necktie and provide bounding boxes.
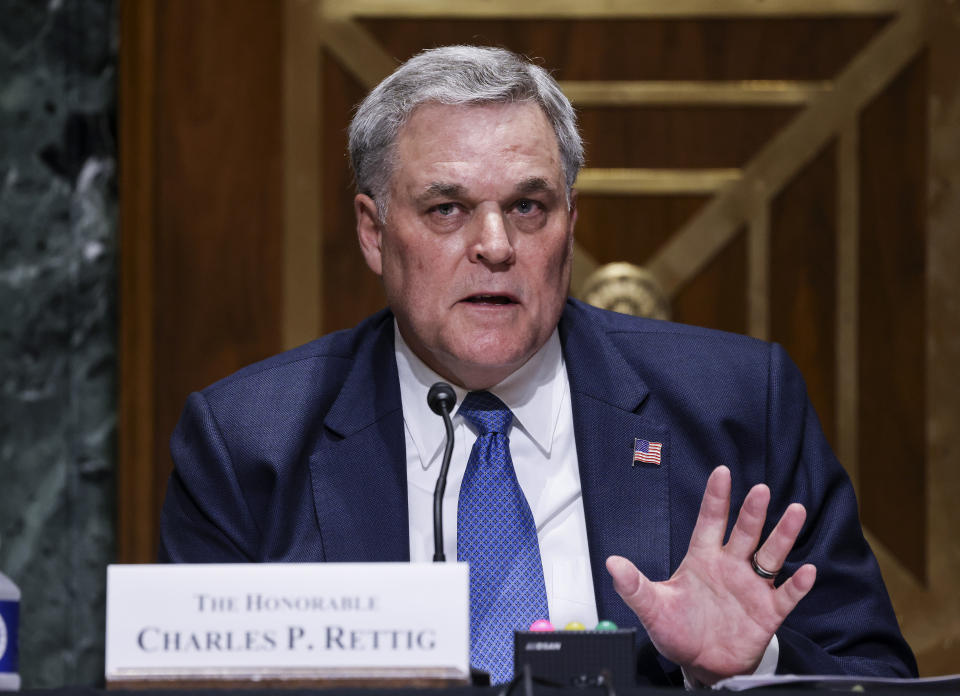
[456,391,549,684]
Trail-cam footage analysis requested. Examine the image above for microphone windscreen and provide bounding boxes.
[427,382,457,415]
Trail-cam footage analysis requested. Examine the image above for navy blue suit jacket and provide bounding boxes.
[160,299,916,683]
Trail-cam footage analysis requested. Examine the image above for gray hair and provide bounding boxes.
[348,45,584,218]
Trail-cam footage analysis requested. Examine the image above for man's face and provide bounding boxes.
[355,101,577,390]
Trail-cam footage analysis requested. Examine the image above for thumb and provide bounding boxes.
[606,555,655,620]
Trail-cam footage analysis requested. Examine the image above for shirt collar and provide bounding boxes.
[394,322,566,470]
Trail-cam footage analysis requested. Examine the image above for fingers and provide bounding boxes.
[688,466,732,552]
[754,503,807,576]
[726,486,808,580]
[774,563,817,616]
[606,555,639,595]
[606,555,655,621]
[725,483,771,558]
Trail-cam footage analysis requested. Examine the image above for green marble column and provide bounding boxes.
[0,0,116,687]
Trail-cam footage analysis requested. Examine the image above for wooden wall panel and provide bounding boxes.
[858,55,928,583]
[362,18,886,80]
[672,230,748,334]
[118,0,158,564]
[575,196,707,268]
[119,0,284,559]
[319,49,386,334]
[770,144,838,448]
[580,107,798,168]
[153,1,283,518]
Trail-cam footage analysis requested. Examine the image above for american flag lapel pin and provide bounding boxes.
[633,438,663,466]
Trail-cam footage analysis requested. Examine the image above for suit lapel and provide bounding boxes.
[560,301,672,635]
[308,315,410,562]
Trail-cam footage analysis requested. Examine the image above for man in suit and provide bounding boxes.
[160,45,916,685]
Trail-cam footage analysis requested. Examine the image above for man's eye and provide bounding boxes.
[434,203,456,216]
[515,199,539,214]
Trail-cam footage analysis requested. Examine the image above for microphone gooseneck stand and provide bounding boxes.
[427,381,457,562]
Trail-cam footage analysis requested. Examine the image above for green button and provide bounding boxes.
[595,620,618,631]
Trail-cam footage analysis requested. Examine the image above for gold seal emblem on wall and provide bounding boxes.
[579,262,670,320]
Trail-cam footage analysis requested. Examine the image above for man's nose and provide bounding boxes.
[469,207,515,266]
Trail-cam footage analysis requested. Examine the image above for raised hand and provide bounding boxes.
[606,465,817,686]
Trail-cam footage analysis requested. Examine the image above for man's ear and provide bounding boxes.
[355,193,383,276]
[567,188,579,250]
[568,188,579,231]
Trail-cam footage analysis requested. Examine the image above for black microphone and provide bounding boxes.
[427,382,457,562]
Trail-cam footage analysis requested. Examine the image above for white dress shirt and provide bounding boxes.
[394,322,778,683]
[396,324,599,630]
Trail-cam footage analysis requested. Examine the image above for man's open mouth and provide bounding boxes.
[463,295,515,305]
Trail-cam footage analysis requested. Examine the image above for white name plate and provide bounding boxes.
[105,563,469,686]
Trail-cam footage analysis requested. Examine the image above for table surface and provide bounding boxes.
[20,680,960,696]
